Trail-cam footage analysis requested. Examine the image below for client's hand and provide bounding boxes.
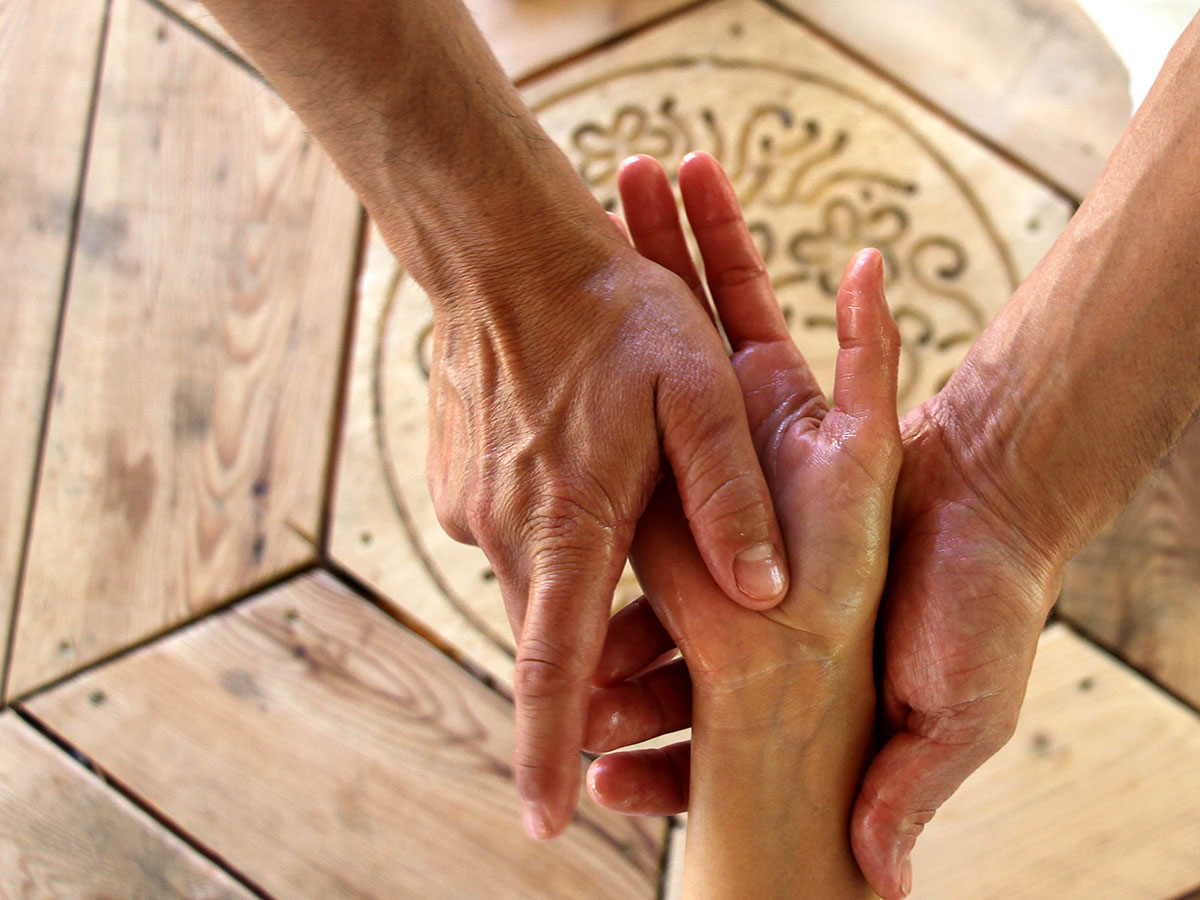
[588,153,900,900]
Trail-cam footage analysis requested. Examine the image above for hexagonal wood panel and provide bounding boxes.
[6,0,361,699]
[24,571,666,900]
[0,712,257,899]
[0,0,107,692]
[331,0,1073,688]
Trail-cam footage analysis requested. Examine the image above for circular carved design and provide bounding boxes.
[375,59,1020,658]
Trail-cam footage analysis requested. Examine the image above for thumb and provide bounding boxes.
[851,729,1000,899]
[658,370,788,609]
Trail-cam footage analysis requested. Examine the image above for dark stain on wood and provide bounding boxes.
[219,668,265,703]
[171,382,212,440]
[102,432,157,534]
[76,205,129,259]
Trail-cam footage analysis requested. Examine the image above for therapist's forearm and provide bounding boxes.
[939,12,1200,562]
[199,0,617,305]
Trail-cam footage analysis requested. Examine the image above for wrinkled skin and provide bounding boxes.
[587,154,1061,899]
[425,202,793,840]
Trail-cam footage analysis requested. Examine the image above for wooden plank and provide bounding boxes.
[0,712,256,899]
[25,572,666,900]
[0,0,106,690]
[1059,416,1200,709]
[462,0,700,80]
[6,0,361,699]
[157,0,699,82]
[773,0,1132,199]
[331,0,1073,689]
[910,624,1200,899]
[664,626,1200,899]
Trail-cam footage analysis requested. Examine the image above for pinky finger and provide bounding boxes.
[587,741,692,817]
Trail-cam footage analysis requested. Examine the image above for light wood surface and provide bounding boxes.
[1059,416,1200,709]
[6,0,361,699]
[159,0,698,82]
[332,0,1073,690]
[666,625,1200,900]
[774,0,1132,199]
[910,624,1200,899]
[0,712,256,899]
[26,571,667,900]
[0,0,107,692]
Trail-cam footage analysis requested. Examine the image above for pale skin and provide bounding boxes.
[197,2,1200,896]
[593,151,901,899]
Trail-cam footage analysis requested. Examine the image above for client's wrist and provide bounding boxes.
[693,641,873,742]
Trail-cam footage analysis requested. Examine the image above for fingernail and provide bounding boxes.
[733,543,786,601]
[899,855,913,896]
[523,801,554,841]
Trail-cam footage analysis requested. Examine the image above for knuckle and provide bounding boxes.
[515,638,585,702]
[430,488,474,544]
[692,471,771,532]
[523,480,627,546]
[709,261,767,291]
[463,493,497,541]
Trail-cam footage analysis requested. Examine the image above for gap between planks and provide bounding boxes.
[11,705,279,900]
[756,0,1083,204]
[2,0,114,707]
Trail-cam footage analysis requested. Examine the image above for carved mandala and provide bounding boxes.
[372,56,1024,660]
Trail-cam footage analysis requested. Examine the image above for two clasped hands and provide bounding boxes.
[498,148,984,899]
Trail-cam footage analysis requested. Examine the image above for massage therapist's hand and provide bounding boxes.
[589,152,901,898]
[426,201,791,841]
[584,154,1062,899]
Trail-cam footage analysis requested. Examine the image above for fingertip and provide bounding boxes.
[585,755,606,804]
[851,793,908,900]
[617,153,669,194]
[523,801,558,841]
[678,151,738,226]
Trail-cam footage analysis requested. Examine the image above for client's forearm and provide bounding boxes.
[939,11,1200,560]
[683,655,876,900]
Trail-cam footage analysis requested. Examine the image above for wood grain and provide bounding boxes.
[0,0,106,693]
[773,0,1132,199]
[159,0,698,81]
[6,0,361,699]
[663,626,1200,899]
[26,572,667,900]
[0,711,256,899]
[909,624,1200,899]
[1059,416,1200,709]
[331,0,1073,692]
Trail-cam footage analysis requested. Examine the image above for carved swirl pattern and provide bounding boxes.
[376,60,1019,656]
